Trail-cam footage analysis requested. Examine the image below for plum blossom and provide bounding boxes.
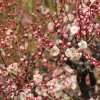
[24,88,31,94]
[47,78,59,86]
[0,49,5,56]
[63,24,71,34]
[27,93,33,99]
[47,78,60,92]
[19,92,26,100]
[63,65,73,73]
[33,74,43,84]
[54,91,63,99]
[40,6,50,15]
[50,45,60,56]
[70,26,79,35]
[63,16,67,23]
[47,21,55,32]
[70,75,76,83]
[65,47,82,61]
[28,34,32,40]
[25,42,28,49]
[6,29,12,35]
[68,14,74,21]
[6,37,12,46]
[65,4,69,12]
[63,94,71,100]
[7,63,18,75]
[65,47,77,58]
[35,86,47,96]
[71,53,82,62]
[84,0,89,3]
[53,84,61,92]
[90,0,95,3]
[71,83,77,90]
[52,69,63,77]
[78,40,88,49]
[60,81,69,90]
[0,0,99,99]
[82,4,89,13]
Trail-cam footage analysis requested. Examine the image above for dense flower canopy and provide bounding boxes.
[0,0,99,100]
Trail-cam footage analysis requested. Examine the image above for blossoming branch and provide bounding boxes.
[0,0,99,100]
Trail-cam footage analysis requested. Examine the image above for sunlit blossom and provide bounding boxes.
[70,26,79,35]
[36,86,47,96]
[19,92,26,100]
[0,0,99,99]
[47,21,55,32]
[54,91,63,99]
[50,46,60,56]
[90,0,95,3]
[68,14,74,21]
[33,74,43,84]
[7,63,18,75]
[6,29,12,35]
[65,4,69,12]
[65,47,82,61]
[78,40,88,49]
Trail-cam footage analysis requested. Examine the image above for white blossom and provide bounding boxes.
[63,16,67,22]
[68,14,74,21]
[70,26,79,35]
[71,83,77,90]
[25,42,28,49]
[0,49,5,56]
[81,3,90,13]
[28,34,32,40]
[6,37,12,46]
[63,94,71,100]
[6,29,12,35]
[65,47,77,58]
[60,81,68,90]
[70,53,82,62]
[53,84,61,92]
[19,92,26,100]
[54,91,63,99]
[78,40,88,49]
[7,63,18,75]
[40,6,50,15]
[47,78,59,86]
[63,65,73,73]
[90,0,95,3]
[47,22,54,32]
[65,47,82,61]
[84,0,89,3]
[65,4,69,12]
[24,88,31,94]
[52,69,62,77]
[70,75,76,83]
[33,74,43,84]
[50,46,60,56]
[82,6,89,13]
[36,86,47,96]
[63,24,71,34]
[27,93,33,98]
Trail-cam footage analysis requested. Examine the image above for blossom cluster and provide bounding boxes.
[0,0,99,100]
